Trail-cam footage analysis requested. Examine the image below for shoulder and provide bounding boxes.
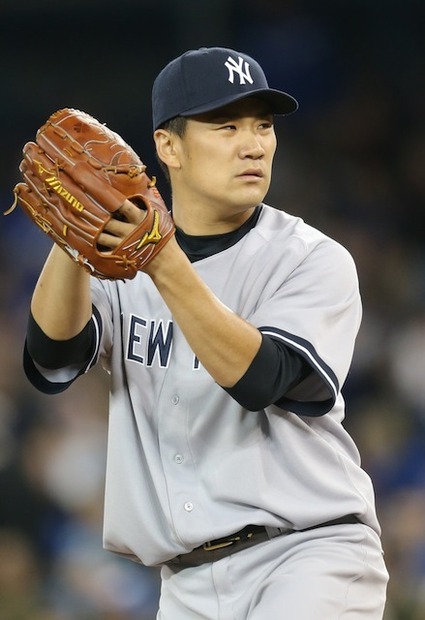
[256,204,356,269]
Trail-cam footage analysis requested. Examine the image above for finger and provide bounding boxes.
[104,217,135,237]
[116,199,147,225]
[100,200,147,249]
[97,231,122,251]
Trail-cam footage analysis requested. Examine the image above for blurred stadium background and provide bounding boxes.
[1,1,424,618]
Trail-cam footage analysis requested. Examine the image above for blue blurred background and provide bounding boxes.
[1,1,424,618]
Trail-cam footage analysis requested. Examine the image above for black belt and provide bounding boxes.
[164,515,361,568]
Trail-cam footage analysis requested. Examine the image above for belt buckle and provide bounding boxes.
[202,535,241,552]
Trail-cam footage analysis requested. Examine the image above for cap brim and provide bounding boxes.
[180,88,298,118]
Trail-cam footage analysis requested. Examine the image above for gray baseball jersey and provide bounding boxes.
[42,204,380,567]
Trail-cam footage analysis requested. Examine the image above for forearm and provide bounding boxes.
[147,239,262,387]
[31,244,92,340]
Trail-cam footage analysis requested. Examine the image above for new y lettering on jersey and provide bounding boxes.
[126,315,201,369]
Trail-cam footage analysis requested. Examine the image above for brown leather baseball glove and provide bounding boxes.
[6,108,175,279]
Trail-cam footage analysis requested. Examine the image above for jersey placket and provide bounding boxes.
[156,351,210,547]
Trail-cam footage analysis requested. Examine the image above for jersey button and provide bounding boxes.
[174,454,184,464]
[184,502,193,512]
[171,395,179,405]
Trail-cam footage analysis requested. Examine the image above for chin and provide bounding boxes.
[239,190,267,210]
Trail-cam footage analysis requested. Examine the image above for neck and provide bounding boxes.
[171,201,256,236]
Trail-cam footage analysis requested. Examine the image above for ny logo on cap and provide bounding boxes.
[224,55,254,85]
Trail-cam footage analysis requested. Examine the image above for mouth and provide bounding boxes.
[237,168,264,179]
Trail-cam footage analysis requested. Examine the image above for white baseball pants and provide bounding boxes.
[157,522,388,619]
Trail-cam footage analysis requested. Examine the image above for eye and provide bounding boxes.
[259,120,273,130]
[219,124,237,131]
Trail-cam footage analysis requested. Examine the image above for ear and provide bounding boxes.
[153,129,181,170]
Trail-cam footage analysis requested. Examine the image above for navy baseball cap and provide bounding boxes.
[152,47,298,130]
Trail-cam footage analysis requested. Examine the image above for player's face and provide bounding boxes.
[170,98,277,224]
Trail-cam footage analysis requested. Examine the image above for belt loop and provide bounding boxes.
[265,525,291,539]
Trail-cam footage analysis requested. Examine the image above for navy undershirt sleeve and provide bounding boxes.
[222,333,312,412]
[26,310,95,369]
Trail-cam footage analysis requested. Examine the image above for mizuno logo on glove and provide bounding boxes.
[136,210,162,249]
[35,160,84,212]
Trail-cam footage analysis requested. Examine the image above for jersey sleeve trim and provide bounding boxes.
[259,326,339,416]
[23,341,85,394]
[87,305,102,370]
[23,306,103,395]
[222,333,311,412]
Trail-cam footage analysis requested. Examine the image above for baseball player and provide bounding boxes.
[23,47,388,618]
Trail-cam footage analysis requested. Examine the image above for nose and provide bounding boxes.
[239,130,266,159]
